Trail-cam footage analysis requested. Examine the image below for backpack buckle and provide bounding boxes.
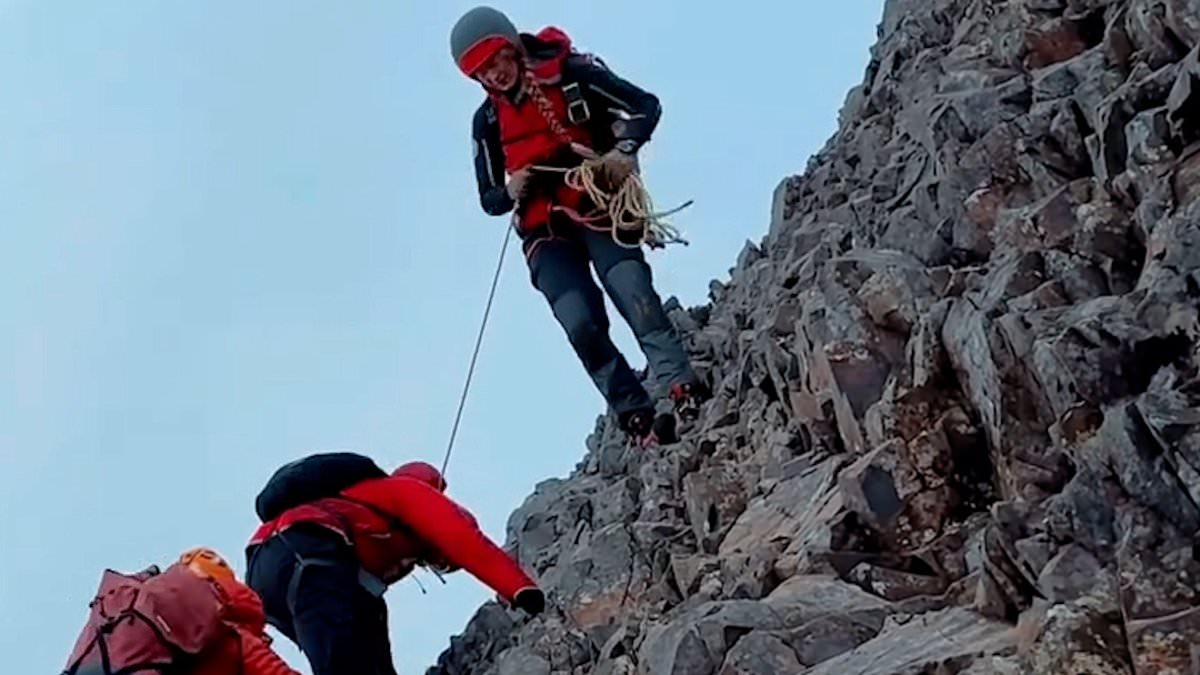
[562,82,590,125]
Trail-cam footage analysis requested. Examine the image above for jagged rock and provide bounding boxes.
[848,562,948,601]
[593,477,640,528]
[716,632,803,675]
[1026,17,1090,69]
[1116,504,1200,672]
[491,647,551,675]
[839,440,917,533]
[555,524,652,631]
[803,608,1017,675]
[764,575,895,665]
[671,554,720,597]
[960,656,1025,675]
[683,466,749,552]
[719,539,788,600]
[1164,0,1200,49]
[994,178,1091,251]
[1126,106,1175,166]
[638,601,786,675]
[1033,47,1107,103]
[1125,0,1185,68]
[1168,47,1200,143]
[720,456,845,577]
[1021,595,1134,674]
[1037,543,1110,603]
[428,1,1200,672]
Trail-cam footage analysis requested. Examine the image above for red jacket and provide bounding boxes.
[470,27,663,234]
[248,466,536,603]
[491,28,592,232]
[190,575,302,675]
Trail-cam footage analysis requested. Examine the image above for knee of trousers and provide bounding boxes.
[604,259,670,333]
[550,290,613,370]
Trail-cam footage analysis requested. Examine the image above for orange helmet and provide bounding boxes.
[179,547,236,583]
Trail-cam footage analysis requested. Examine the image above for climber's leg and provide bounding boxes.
[525,227,655,429]
[582,226,700,402]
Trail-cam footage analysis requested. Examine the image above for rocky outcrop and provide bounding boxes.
[428,0,1200,672]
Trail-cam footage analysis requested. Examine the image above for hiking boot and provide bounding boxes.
[623,409,679,447]
[669,380,712,422]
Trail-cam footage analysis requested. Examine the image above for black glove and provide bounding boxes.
[513,587,545,616]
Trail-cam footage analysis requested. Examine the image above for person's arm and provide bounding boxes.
[238,631,304,675]
[566,55,662,153]
[473,101,516,215]
[342,477,538,602]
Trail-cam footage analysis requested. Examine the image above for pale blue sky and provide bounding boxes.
[1,2,884,672]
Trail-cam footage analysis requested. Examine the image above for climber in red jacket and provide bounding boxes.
[178,547,303,675]
[244,459,543,675]
[451,6,711,447]
[61,548,304,675]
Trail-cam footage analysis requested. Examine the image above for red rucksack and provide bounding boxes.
[60,562,237,675]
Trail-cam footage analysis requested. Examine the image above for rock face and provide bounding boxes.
[428,0,1200,673]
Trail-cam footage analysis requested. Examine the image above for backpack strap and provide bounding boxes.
[561,80,590,126]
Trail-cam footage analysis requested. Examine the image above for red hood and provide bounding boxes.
[390,462,478,537]
[392,461,447,492]
[523,27,572,83]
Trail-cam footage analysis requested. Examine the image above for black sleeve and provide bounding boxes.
[472,101,515,216]
[564,55,662,151]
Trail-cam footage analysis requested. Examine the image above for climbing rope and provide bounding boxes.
[530,156,694,250]
[523,72,693,250]
[440,223,514,478]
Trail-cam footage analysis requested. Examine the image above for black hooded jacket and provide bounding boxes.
[470,34,662,217]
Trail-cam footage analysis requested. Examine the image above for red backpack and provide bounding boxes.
[60,562,236,675]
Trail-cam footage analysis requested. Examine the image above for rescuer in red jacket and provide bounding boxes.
[451,6,711,447]
[244,460,543,675]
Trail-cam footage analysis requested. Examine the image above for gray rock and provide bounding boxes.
[638,601,784,675]
[492,647,551,675]
[1168,47,1200,143]
[1037,543,1110,603]
[803,608,1017,675]
[556,524,652,630]
[427,1,1200,672]
[716,632,804,675]
[1021,595,1134,675]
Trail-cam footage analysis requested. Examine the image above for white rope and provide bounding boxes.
[440,224,513,479]
[529,155,693,249]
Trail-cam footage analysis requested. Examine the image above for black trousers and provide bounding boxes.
[522,217,698,428]
[245,525,397,675]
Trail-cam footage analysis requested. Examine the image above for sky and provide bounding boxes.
[0,1,885,673]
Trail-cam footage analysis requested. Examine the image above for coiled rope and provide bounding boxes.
[523,71,693,249]
[530,155,693,249]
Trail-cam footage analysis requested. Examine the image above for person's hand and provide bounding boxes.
[506,168,532,201]
[421,557,461,575]
[596,148,638,186]
[570,142,600,160]
[512,586,545,616]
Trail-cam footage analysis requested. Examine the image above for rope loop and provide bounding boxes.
[528,155,693,250]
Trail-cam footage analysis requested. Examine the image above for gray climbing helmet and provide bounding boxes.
[450,6,521,75]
